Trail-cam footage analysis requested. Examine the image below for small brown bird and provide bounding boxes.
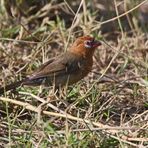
[0,36,101,94]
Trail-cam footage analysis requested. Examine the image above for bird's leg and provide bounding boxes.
[59,86,70,107]
[46,86,58,102]
[58,76,70,99]
[37,86,59,124]
[50,86,70,107]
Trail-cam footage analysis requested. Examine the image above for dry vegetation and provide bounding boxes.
[0,0,148,147]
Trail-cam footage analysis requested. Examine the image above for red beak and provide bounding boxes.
[93,40,101,48]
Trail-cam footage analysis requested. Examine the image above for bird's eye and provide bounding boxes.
[84,40,92,48]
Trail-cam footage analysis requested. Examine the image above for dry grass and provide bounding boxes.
[0,0,148,147]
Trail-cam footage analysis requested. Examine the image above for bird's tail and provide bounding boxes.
[0,80,24,94]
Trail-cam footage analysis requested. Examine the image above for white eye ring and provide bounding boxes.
[84,40,92,48]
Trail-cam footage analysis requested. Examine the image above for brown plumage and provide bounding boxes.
[0,36,101,94]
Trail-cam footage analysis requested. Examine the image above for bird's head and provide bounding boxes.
[70,36,101,57]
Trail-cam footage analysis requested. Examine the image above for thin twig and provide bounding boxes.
[92,0,148,31]
[19,91,66,114]
[0,96,118,134]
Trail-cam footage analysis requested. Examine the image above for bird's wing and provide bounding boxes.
[32,57,56,74]
[28,53,84,81]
